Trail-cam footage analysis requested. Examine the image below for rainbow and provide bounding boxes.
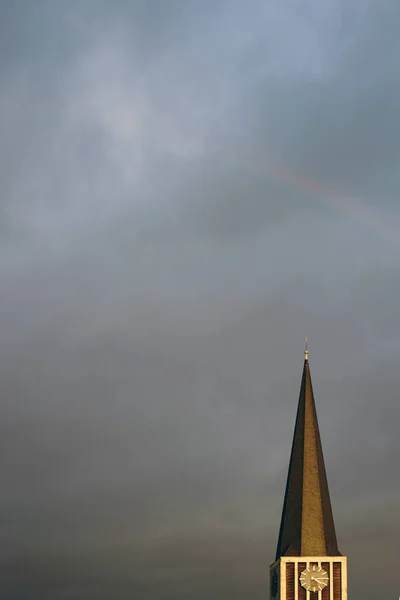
[227,148,399,243]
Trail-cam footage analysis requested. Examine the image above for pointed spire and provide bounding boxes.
[275,348,340,559]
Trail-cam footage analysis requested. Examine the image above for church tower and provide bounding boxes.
[270,341,347,600]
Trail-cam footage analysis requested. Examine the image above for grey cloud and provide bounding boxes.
[140,0,400,241]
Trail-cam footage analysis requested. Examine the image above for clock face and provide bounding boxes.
[271,569,278,597]
[299,565,329,592]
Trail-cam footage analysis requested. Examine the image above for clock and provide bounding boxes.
[299,565,329,592]
[271,568,278,597]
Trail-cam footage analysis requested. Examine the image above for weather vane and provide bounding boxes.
[304,337,308,360]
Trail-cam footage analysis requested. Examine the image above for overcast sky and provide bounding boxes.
[1,1,399,599]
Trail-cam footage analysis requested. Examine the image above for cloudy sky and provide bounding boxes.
[1,1,399,598]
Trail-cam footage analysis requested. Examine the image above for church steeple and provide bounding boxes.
[275,341,340,559]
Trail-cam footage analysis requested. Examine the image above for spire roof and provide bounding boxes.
[275,345,340,559]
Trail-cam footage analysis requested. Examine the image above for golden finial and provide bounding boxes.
[304,337,309,360]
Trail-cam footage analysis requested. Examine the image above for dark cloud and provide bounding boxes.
[0,1,399,599]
